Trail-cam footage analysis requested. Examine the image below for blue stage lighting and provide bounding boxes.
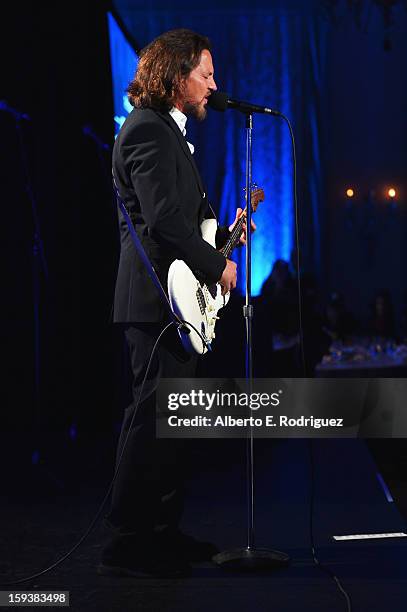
[107,13,139,137]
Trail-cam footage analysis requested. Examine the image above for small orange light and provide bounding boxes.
[388,188,396,198]
[346,188,354,198]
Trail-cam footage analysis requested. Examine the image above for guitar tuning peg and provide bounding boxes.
[242,182,258,193]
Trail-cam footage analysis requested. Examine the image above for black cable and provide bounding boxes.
[309,440,353,612]
[279,113,306,377]
[1,316,211,586]
[281,114,352,610]
[0,321,175,585]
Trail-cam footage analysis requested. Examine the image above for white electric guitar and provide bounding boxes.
[167,187,264,355]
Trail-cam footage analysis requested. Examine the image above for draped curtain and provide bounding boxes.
[113,0,327,293]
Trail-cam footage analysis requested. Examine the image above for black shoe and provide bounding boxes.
[98,532,192,578]
[97,551,191,579]
[157,529,219,562]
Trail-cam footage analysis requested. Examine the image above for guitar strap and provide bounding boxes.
[112,175,182,327]
[112,175,211,349]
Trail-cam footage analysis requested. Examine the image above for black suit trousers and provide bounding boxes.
[105,323,197,549]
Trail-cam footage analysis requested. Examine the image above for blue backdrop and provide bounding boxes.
[108,12,139,136]
[109,0,327,294]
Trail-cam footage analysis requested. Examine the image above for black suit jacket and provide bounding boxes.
[112,107,227,323]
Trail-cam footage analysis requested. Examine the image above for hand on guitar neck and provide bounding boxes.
[219,258,237,295]
[218,197,260,296]
[218,202,258,296]
[229,207,257,246]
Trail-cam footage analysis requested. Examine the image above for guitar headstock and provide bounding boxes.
[250,187,264,213]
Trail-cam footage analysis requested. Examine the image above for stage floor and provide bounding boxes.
[1,434,406,612]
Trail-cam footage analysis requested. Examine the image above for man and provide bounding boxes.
[99,29,241,578]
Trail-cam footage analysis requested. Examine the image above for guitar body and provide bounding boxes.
[167,219,230,355]
[167,187,264,355]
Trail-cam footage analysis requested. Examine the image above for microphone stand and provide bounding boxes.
[213,113,289,570]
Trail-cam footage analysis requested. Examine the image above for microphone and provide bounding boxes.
[207,91,281,116]
[0,100,31,121]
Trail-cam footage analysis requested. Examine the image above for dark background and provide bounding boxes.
[2,2,119,433]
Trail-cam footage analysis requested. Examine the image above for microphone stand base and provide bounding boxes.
[213,547,290,571]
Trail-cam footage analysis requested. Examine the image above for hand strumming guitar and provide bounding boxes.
[219,258,237,295]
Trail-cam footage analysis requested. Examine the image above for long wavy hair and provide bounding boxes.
[127,29,211,112]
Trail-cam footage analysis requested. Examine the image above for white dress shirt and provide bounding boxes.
[169,107,195,154]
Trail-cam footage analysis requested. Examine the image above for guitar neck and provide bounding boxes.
[220,214,246,259]
[219,187,263,260]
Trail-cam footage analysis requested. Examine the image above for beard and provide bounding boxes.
[183,100,207,121]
